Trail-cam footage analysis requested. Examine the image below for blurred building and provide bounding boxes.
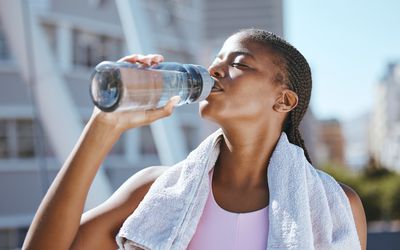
[199,0,283,65]
[370,62,400,171]
[0,0,289,248]
[299,109,320,165]
[318,119,346,166]
[342,113,370,169]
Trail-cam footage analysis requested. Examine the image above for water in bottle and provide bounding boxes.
[90,61,214,112]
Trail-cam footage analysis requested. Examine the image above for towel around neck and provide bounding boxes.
[116,129,361,250]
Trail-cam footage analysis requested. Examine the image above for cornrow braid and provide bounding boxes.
[238,29,313,164]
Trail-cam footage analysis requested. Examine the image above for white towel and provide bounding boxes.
[116,129,361,250]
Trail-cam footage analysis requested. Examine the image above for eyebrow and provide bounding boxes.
[217,50,255,60]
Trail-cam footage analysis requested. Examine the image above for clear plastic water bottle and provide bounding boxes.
[90,61,214,112]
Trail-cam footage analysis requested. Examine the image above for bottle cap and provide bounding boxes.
[195,65,214,102]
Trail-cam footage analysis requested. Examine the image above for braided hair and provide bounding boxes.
[237,29,313,164]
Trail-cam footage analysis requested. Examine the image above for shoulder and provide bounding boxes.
[339,182,367,250]
[338,182,364,216]
[339,182,361,205]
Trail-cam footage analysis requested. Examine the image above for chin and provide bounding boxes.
[199,100,228,126]
[199,100,218,122]
[199,100,210,118]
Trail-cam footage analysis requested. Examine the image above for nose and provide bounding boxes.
[208,63,225,78]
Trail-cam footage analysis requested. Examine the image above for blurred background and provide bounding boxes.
[0,0,399,249]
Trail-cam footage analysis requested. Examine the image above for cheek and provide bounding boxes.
[230,84,275,115]
[237,95,269,117]
[199,80,278,122]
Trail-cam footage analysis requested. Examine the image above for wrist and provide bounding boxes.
[87,112,124,142]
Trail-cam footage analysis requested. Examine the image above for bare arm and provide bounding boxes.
[22,54,177,250]
[22,116,120,250]
[340,183,367,250]
[71,165,168,249]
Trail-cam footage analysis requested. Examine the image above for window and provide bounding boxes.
[0,119,36,159]
[0,20,11,61]
[16,119,35,158]
[0,120,9,158]
[73,29,123,68]
[0,227,28,249]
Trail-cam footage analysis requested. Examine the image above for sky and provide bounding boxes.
[284,0,400,121]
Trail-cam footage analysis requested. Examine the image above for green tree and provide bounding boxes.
[321,163,400,222]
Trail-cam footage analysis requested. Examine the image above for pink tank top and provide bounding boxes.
[187,168,269,250]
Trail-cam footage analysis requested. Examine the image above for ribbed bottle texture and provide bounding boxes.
[90,61,214,112]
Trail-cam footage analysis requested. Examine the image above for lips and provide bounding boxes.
[211,82,224,92]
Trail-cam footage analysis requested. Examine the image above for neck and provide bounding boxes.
[214,123,282,189]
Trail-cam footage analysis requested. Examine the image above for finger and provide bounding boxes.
[168,95,181,107]
[142,96,181,123]
[148,54,164,65]
[136,55,153,66]
[137,54,164,66]
[117,54,140,63]
[117,54,164,66]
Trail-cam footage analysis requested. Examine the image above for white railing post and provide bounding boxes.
[116,0,188,165]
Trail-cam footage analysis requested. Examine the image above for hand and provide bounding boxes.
[90,54,180,134]
[117,54,164,66]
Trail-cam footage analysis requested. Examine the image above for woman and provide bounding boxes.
[23,29,367,249]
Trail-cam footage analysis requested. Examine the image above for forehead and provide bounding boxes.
[217,33,275,61]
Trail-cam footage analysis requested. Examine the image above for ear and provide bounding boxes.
[273,90,298,113]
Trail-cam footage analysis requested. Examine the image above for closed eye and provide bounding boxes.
[231,62,249,68]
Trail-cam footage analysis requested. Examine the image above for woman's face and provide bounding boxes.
[199,33,286,126]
